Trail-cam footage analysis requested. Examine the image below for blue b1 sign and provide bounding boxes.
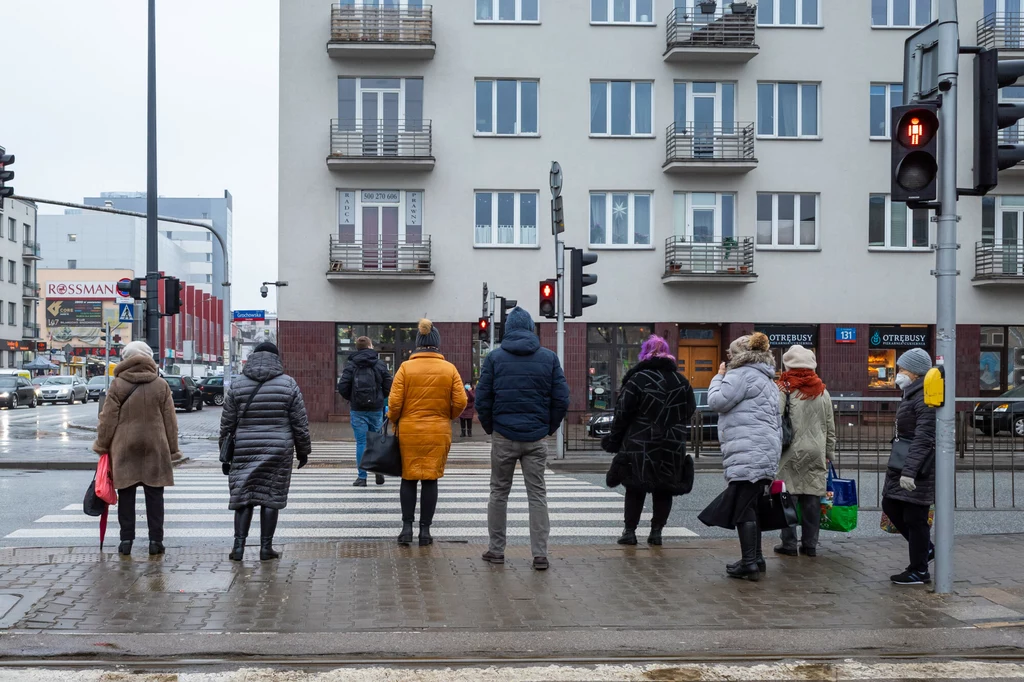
[835,327,857,344]
[233,310,266,322]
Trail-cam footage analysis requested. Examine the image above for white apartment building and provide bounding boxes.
[279,0,1024,422]
[0,197,41,368]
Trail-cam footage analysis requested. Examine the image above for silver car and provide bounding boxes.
[39,376,89,405]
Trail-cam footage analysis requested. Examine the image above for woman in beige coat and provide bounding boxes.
[774,345,836,557]
[92,341,181,557]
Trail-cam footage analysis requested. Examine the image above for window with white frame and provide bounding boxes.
[871,0,932,27]
[475,79,539,135]
[758,0,820,26]
[590,81,653,136]
[591,0,655,23]
[474,191,538,246]
[868,195,930,249]
[673,192,736,240]
[869,83,904,138]
[757,82,820,138]
[590,192,652,247]
[756,193,819,248]
[336,190,425,245]
[476,0,539,22]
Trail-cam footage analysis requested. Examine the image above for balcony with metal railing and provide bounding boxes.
[327,119,434,171]
[327,235,434,281]
[328,4,435,59]
[22,282,39,300]
[663,236,757,284]
[978,12,1024,52]
[663,122,756,174]
[974,241,1024,285]
[22,323,39,340]
[22,241,41,260]
[664,4,758,63]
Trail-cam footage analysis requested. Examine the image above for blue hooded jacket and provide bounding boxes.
[476,307,570,442]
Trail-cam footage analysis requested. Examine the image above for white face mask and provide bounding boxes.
[895,373,913,390]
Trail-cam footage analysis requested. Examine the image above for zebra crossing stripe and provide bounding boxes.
[5,527,698,539]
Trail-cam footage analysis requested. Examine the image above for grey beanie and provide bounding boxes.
[897,347,932,376]
[416,318,441,348]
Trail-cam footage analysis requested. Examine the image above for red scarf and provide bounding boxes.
[778,368,826,400]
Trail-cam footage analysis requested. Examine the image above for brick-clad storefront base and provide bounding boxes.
[278,320,336,423]
[818,324,870,393]
[538,322,587,412]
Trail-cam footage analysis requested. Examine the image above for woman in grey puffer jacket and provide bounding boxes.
[699,332,782,581]
[220,342,312,562]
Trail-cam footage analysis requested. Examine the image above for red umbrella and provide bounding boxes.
[99,505,109,550]
[94,454,117,550]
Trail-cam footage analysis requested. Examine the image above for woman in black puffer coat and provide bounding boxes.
[220,342,312,562]
[602,335,696,546]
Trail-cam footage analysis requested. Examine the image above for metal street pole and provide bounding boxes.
[555,239,565,460]
[489,291,496,349]
[145,0,160,356]
[933,0,960,595]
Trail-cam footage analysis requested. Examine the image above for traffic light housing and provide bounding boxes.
[478,317,489,342]
[163,277,184,316]
[551,196,564,235]
[891,103,939,203]
[497,296,517,342]
[974,49,1024,194]
[129,278,144,299]
[570,248,598,318]
[0,148,14,200]
[539,280,556,319]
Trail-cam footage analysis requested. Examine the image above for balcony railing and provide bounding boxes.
[328,119,434,170]
[665,5,758,61]
[22,324,39,340]
[974,241,1024,283]
[22,282,39,299]
[329,4,433,46]
[22,241,40,259]
[663,236,756,282]
[664,121,756,171]
[978,12,1024,50]
[328,235,433,280]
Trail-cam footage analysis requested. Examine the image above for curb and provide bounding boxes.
[69,422,218,441]
[0,457,191,472]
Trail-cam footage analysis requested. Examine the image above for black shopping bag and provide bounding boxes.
[756,482,798,531]
[362,419,402,477]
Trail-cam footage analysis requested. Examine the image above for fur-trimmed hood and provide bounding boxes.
[728,348,775,371]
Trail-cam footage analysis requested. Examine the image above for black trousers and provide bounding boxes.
[118,484,164,543]
[400,479,438,525]
[882,496,932,573]
[623,488,672,530]
[460,418,473,435]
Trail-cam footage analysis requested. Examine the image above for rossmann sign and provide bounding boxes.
[45,282,119,299]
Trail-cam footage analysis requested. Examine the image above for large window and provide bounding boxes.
[869,83,904,138]
[868,195,930,250]
[474,191,539,247]
[590,192,652,247]
[590,81,654,136]
[758,0,820,26]
[337,77,424,134]
[336,324,419,383]
[587,325,653,410]
[336,190,425,245]
[591,0,655,24]
[7,218,13,241]
[980,326,1024,394]
[757,82,820,138]
[8,302,15,327]
[673,81,736,129]
[476,0,539,22]
[475,79,539,136]
[756,193,819,249]
[871,0,932,27]
[673,192,736,239]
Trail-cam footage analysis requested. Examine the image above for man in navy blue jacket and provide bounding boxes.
[476,306,570,570]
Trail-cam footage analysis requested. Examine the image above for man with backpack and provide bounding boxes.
[339,336,393,487]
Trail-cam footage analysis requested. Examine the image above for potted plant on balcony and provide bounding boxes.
[730,2,755,15]
[698,1,718,14]
[668,261,682,273]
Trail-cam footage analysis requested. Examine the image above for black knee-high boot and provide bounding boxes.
[229,506,254,561]
[727,522,762,581]
[260,507,280,560]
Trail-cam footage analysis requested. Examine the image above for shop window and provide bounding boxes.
[755,324,819,374]
[980,325,1024,394]
[587,324,652,409]
[336,323,419,383]
[867,325,931,389]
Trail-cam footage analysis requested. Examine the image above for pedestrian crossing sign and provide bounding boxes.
[118,303,134,323]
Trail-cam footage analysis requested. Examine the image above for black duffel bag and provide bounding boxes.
[362,419,402,478]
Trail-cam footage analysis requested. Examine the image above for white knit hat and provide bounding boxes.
[782,345,817,370]
[120,340,154,361]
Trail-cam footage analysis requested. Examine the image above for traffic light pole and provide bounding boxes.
[145,0,160,357]
[555,239,565,460]
[932,0,959,595]
[489,291,496,349]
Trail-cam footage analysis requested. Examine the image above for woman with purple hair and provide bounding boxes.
[602,335,697,545]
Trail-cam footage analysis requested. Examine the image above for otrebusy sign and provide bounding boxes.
[45,281,120,299]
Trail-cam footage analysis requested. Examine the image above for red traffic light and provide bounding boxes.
[478,318,489,330]
[896,108,938,149]
[539,279,556,319]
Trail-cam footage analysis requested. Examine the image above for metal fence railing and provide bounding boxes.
[22,324,39,339]
[329,119,433,160]
[665,121,755,164]
[977,12,1024,50]
[665,5,758,51]
[22,282,39,299]
[664,235,755,278]
[330,4,433,44]
[975,241,1024,280]
[328,235,432,275]
[22,241,40,259]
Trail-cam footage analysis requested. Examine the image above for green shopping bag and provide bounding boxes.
[820,463,858,532]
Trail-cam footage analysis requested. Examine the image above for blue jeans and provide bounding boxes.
[351,410,384,479]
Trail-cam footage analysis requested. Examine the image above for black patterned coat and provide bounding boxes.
[602,357,697,495]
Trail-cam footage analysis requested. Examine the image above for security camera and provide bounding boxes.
[260,285,268,298]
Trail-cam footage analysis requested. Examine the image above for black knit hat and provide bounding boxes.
[253,342,279,355]
[415,319,441,348]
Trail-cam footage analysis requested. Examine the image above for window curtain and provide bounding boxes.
[634,83,652,135]
[778,83,798,137]
[611,193,629,244]
[590,194,607,244]
[634,195,651,245]
[591,83,607,134]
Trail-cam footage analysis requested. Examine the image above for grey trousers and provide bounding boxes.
[488,432,549,558]
[779,493,821,550]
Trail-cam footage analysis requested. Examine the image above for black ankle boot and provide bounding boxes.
[647,525,664,546]
[727,522,762,581]
[229,537,246,561]
[727,557,767,573]
[397,521,413,545]
[118,540,132,556]
[419,523,433,546]
[148,541,165,556]
[260,537,280,560]
[617,527,638,545]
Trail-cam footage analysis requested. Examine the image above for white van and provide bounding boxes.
[0,369,32,382]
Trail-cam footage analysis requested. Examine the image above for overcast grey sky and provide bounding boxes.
[2,0,279,311]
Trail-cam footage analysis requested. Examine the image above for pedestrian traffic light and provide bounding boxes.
[0,148,14,200]
[891,103,939,203]
[497,297,517,342]
[478,317,489,342]
[570,248,598,318]
[129,278,144,299]
[163,277,184,316]
[539,279,556,319]
[974,49,1024,194]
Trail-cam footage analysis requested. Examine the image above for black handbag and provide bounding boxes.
[219,381,266,467]
[83,478,106,517]
[362,419,403,477]
[756,482,799,531]
[888,437,913,471]
[781,392,794,449]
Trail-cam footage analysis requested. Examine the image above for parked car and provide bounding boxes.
[166,376,204,412]
[974,385,1024,438]
[86,376,108,402]
[587,410,614,439]
[0,376,38,409]
[39,376,88,405]
[586,388,719,441]
[198,375,225,406]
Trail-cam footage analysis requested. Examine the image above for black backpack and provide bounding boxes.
[351,364,380,411]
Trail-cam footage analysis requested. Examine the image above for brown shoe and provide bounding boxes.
[532,556,549,571]
[481,550,505,565]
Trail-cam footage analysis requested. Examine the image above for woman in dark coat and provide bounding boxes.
[602,335,696,546]
[881,348,936,585]
[220,342,312,561]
